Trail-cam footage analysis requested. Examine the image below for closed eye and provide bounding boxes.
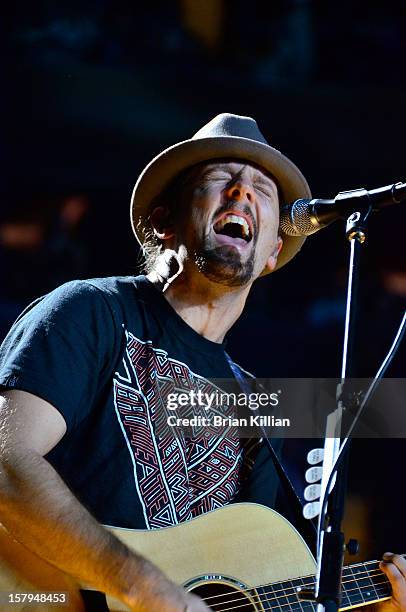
[255,184,275,199]
[207,174,232,181]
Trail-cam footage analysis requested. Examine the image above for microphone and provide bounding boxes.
[280,182,406,237]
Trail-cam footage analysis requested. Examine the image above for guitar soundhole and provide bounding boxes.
[188,579,258,611]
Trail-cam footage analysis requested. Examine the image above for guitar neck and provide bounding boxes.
[256,558,397,611]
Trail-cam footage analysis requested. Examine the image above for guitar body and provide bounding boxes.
[107,503,316,610]
[0,503,315,611]
[2,503,384,611]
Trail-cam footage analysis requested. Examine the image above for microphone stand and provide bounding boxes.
[315,192,373,612]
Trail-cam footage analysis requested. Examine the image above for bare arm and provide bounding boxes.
[0,390,208,611]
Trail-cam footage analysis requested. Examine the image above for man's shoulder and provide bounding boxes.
[60,274,142,292]
[15,275,149,328]
[77,274,143,298]
[41,275,146,305]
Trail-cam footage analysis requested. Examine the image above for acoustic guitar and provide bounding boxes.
[0,503,395,611]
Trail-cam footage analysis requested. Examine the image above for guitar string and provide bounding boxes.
[200,574,390,611]
[197,555,397,605]
[198,577,387,611]
[197,562,390,604]
[198,570,391,609]
[216,584,390,612]
[211,580,391,612]
[207,579,391,612]
[201,577,390,611]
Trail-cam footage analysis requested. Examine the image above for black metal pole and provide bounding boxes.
[315,203,372,612]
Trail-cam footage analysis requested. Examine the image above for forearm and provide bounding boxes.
[0,449,150,608]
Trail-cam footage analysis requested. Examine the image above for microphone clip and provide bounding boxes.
[336,189,372,243]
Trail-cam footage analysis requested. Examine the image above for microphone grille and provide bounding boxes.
[280,199,318,237]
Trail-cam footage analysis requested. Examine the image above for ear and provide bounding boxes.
[149,206,175,240]
[265,236,283,273]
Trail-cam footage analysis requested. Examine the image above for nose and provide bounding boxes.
[225,179,255,204]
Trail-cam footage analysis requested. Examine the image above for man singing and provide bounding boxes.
[0,114,404,611]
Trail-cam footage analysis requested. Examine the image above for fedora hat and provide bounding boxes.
[130,113,311,272]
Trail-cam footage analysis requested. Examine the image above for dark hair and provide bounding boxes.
[136,166,196,273]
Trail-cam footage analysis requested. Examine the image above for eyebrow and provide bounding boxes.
[201,164,233,173]
[253,176,275,188]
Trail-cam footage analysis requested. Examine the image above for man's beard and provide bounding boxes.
[193,237,256,287]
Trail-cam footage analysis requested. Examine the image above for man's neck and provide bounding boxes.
[147,271,251,343]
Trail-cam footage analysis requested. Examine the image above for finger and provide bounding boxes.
[185,592,211,611]
[380,559,406,601]
[383,553,406,579]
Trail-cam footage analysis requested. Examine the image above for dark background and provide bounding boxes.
[3,0,406,563]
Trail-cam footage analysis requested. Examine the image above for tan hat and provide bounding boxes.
[130,113,311,271]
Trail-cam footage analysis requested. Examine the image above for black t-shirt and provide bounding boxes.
[0,275,280,529]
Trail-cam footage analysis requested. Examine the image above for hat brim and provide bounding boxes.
[130,135,311,272]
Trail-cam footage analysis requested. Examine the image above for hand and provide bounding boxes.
[126,559,210,612]
[373,553,406,612]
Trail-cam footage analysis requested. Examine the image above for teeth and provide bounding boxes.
[214,214,251,238]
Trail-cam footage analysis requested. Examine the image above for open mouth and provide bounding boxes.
[213,213,253,243]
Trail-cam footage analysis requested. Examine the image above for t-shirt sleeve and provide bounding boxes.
[0,280,120,432]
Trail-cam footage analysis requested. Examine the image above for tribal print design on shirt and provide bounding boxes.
[113,329,256,529]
